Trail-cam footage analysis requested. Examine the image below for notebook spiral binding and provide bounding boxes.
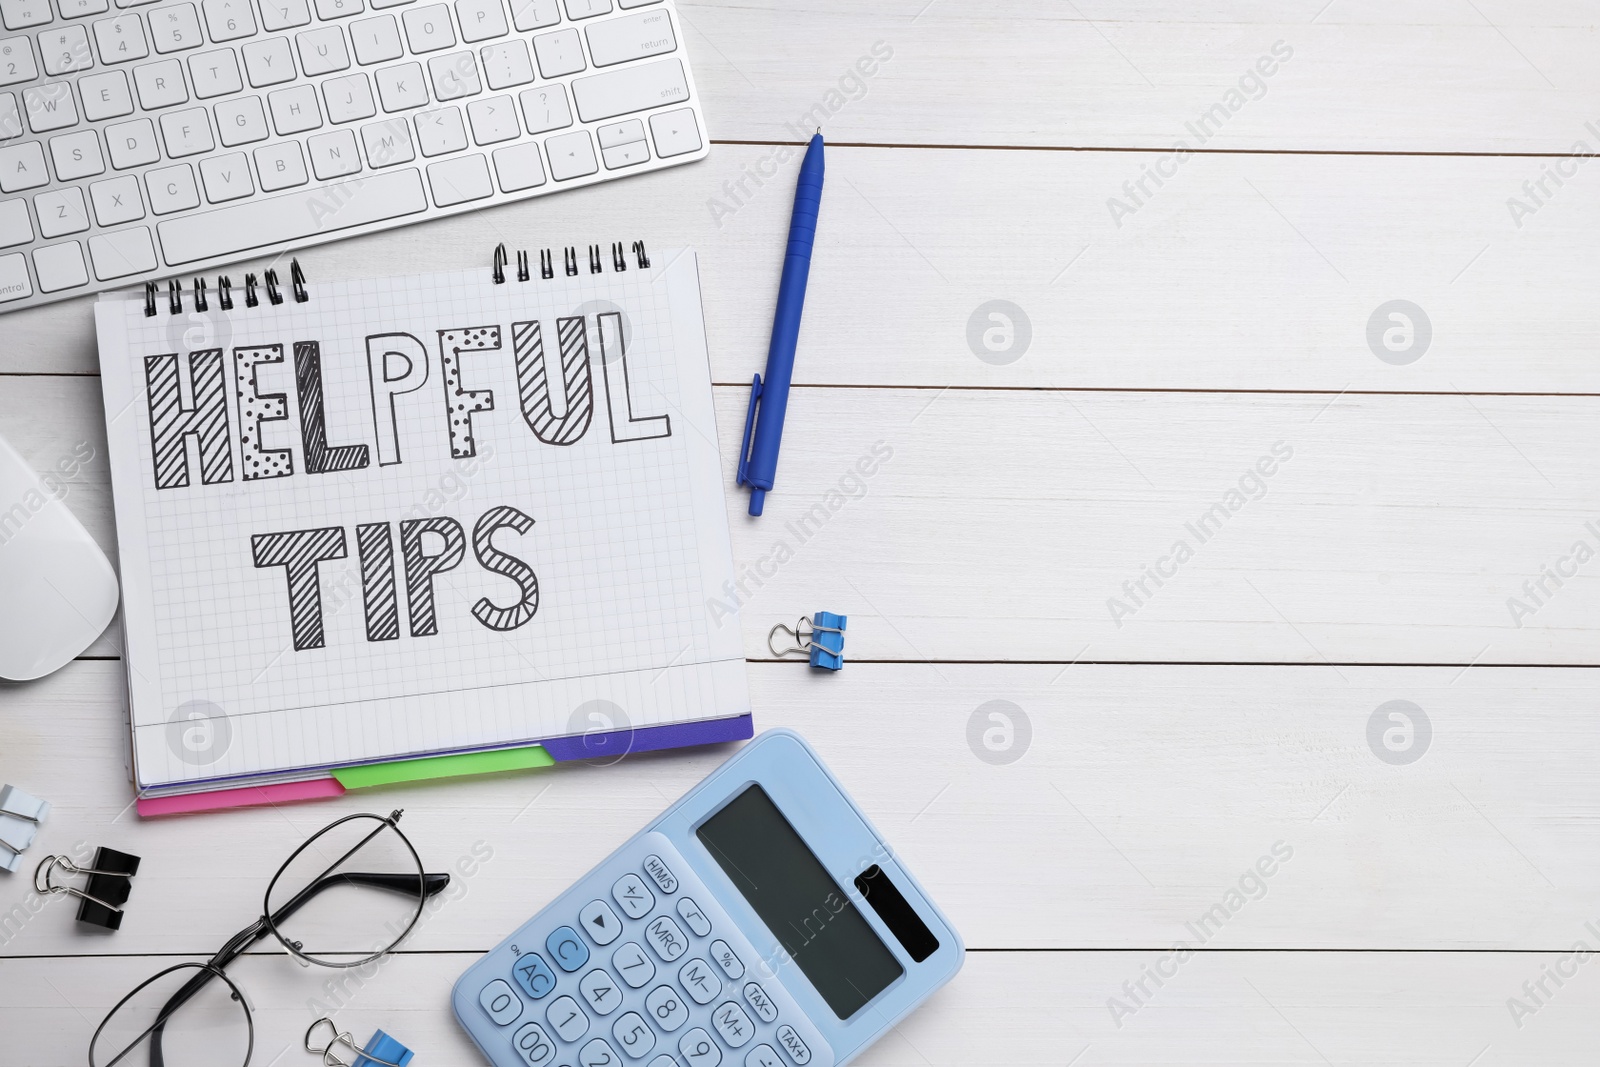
[143,259,309,318]
[492,241,652,285]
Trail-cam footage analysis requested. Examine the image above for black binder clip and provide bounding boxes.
[632,240,650,269]
[264,267,283,304]
[517,249,530,281]
[540,248,554,279]
[612,241,627,271]
[588,243,603,273]
[143,281,157,317]
[492,242,507,284]
[193,276,208,311]
[291,259,308,302]
[564,247,578,276]
[167,278,182,314]
[34,847,141,930]
[218,275,233,310]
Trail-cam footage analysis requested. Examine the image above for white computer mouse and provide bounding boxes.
[0,430,119,680]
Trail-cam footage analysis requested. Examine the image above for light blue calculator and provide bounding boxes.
[453,729,964,1067]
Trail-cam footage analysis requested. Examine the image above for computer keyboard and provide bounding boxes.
[0,0,707,311]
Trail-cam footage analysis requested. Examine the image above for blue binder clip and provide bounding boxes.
[306,1019,414,1067]
[769,613,847,671]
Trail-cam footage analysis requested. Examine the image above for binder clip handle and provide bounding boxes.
[306,1018,413,1067]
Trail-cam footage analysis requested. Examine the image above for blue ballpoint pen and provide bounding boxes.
[737,131,825,516]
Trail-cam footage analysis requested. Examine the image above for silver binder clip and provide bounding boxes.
[0,785,49,872]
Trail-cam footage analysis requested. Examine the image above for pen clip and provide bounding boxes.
[736,373,762,487]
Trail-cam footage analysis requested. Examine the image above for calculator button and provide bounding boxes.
[775,1025,811,1065]
[547,995,589,1042]
[612,1012,655,1059]
[644,915,688,962]
[647,1058,677,1067]
[709,940,744,980]
[712,1002,755,1049]
[579,1037,621,1067]
[611,941,656,988]
[644,984,688,1032]
[742,983,778,1024]
[547,926,590,971]
[677,957,721,1004]
[479,979,523,1026]
[679,1027,722,1067]
[612,873,654,919]
[642,854,677,893]
[513,952,558,1000]
[579,967,625,1016]
[745,1046,781,1067]
[581,899,624,945]
[512,1022,559,1066]
[675,897,711,937]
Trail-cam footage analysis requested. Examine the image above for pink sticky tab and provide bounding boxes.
[136,778,345,817]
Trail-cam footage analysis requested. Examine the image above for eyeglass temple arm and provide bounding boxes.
[268,870,452,929]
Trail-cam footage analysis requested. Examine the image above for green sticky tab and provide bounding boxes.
[333,745,555,789]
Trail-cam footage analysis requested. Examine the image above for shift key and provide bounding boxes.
[570,57,687,123]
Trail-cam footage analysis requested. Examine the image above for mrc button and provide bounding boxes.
[643,854,678,893]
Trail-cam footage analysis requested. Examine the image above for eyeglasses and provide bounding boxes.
[89,810,450,1067]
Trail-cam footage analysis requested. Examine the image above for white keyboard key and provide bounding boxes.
[106,116,158,167]
[38,26,94,74]
[58,0,111,16]
[648,106,697,157]
[412,105,462,155]
[0,196,29,244]
[359,115,411,164]
[350,14,400,63]
[507,0,555,30]
[617,0,659,6]
[0,138,46,189]
[201,0,254,41]
[267,82,320,133]
[479,39,529,89]
[531,27,581,78]
[595,116,639,149]
[0,92,17,137]
[1,0,51,30]
[455,0,505,42]
[258,0,307,30]
[35,186,89,236]
[88,225,156,278]
[562,0,608,18]
[585,8,672,67]
[189,48,242,97]
[0,36,36,85]
[214,93,267,144]
[149,3,202,52]
[491,139,541,191]
[571,57,685,122]
[93,14,148,63]
[315,0,363,17]
[253,139,305,189]
[517,83,569,133]
[427,49,478,99]
[199,150,252,200]
[24,83,77,132]
[144,161,198,212]
[370,0,410,9]
[307,127,359,178]
[242,36,295,86]
[465,94,515,144]
[159,106,213,155]
[297,25,349,75]
[323,72,374,122]
[49,128,105,178]
[33,240,87,291]
[425,151,488,205]
[375,60,425,110]
[156,166,426,263]
[600,138,644,168]
[79,70,134,119]
[0,250,28,298]
[401,4,452,52]
[134,58,189,107]
[89,172,143,224]
[543,127,593,180]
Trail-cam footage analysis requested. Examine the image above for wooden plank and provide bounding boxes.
[7,146,1599,392]
[7,377,1599,664]
[4,661,1599,955]
[3,949,1596,1066]
[679,0,1600,154]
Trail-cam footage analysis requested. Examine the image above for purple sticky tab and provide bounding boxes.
[542,715,754,762]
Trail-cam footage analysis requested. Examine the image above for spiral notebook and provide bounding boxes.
[95,245,751,812]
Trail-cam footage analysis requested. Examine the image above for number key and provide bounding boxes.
[678,1028,721,1067]
[611,873,654,919]
[0,36,36,85]
[579,968,623,1016]
[579,1037,620,1067]
[675,897,711,937]
[512,1022,558,1067]
[644,915,687,962]
[612,1012,655,1060]
[712,1002,754,1049]
[546,994,589,1042]
[610,941,655,988]
[512,952,557,1000]
[479,978,523,1026]
[201,0,255,40]
[547,925,590,971]
[644,984,687,1032]
[677,958,720,1005]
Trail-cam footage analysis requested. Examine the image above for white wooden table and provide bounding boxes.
[5,2,1600,1062]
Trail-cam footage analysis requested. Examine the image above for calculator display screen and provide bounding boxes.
[697,785,904,1019]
